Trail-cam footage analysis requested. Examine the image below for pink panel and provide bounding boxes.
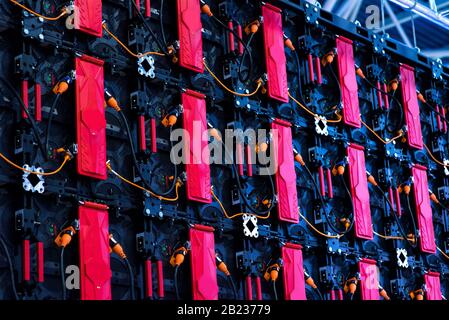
[75,55,107,180]
[78,202,111,300]
[189,225,218,300]
[262,4,288,102]
[358,258,380,300]
[281,243,306,300]
[176,0,204,72]
[400,64,423,149]
[336,36,360,128]
[74,0,103,37]
[412,165,436,253]
[182,90,211,203]
[424,272,442,300]
[347,144,373,239]
[271,119,299,223]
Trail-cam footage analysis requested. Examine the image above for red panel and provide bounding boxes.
[358,258,380,300]
[145,0,151,17]
[236,24,244,55]
[336,36,360,128]
[74,0,103,37]
[189,225,218,300]
[245,275,253,300]
[157,260,165,298]
[228,21,235,53]
[144,259,153,298]
[412,165,436,253]
[347,144,373,239]
[22,239,30,282]
[272,119,299,223]
[255,277,263,300]
[21,80,28,119]
[138,115,146,152]
[75,55,107,180]
[78,202,111,300]
[281,243,306,300]
[37,241,44,283]
[400,64,423,149]
[35,83,42,122]
[151,118,157,153]
[182,90,211,203]
[262,4,288,102]
[424,272,442,300]
[246,144,253,177]
[326,168,333,199]
[176,0,204,73]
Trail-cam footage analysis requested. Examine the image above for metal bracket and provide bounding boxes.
[243,214,259,238]
[396,248,409,268]
[315,116,329,136]
[22,165,45,194]
[137,56,155,78]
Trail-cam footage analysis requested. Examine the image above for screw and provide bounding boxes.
[24,29,30,35]
[145,209,150,215]
[38,34,44,40]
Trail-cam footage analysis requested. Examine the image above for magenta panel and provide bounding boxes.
[272,119,299,223]
[262,4,288,102]
[347,144,373,239]
[176,0,204,73]
[182,90,211,203]
[74,0,103,37]
[189,225,218,300]
[412,165,436,253]
[75,55,107,180]
[78,202,111,300]
[424,272,442,300]
[358,258,380,300]
[281,243,306,300]
[400,64,423,149]
[336,36,360,128]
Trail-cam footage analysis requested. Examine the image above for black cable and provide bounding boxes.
[237,32,255,83]
[227,275,238,300]
[220,140,274,215]
[210,15,254,82]
[45,93,61,156]
[272,280,278,301]
[422,101,449,125]
[302,164,352,235]
[129,0,168,55]
[385,90,404,132]
[174,265,180,300]
[123,258,135,300]
[60,246,66,300]
[363,77,405,113]
[0,76,48,160]
[406,193,419,242]
[375,185,417,248]
[326,64,342,108]
[293,51,306,105]
[0,236,19,300]
[159,0,167,47]
[118,111,178,197]
[314,287,324,300]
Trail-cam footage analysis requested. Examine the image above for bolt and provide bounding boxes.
[38,34,44,40]
[159,211,163,218]
[306,16,311,22]
[236,100,241,106]
[329,246,333,252]
[314,7,318,12]
[24,29,29,35]
[145,209,150,215]
[39,17,44,23]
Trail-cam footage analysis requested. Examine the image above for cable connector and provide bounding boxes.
[200,0,213,17]
[304,270,318,289]
[215,253,231,276]
[52,73,75,95]
[162,105,182,127]
[244,20,261,35]
[170,241,191,267]
[321,50,336,66]
[389,78,399,92]
[344,274,359,296]
[417,91,427,104]
[355,64,366,79]
[104,88,121,112]
[264,259,283,282]
[379,285,391,300]
[54,220,79,248]
[410,288,424,300]
[293,148,305,166]
[283,33,295,51]
[109,234,127,259]
[429,189,440,205]
[366,171,378,186]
